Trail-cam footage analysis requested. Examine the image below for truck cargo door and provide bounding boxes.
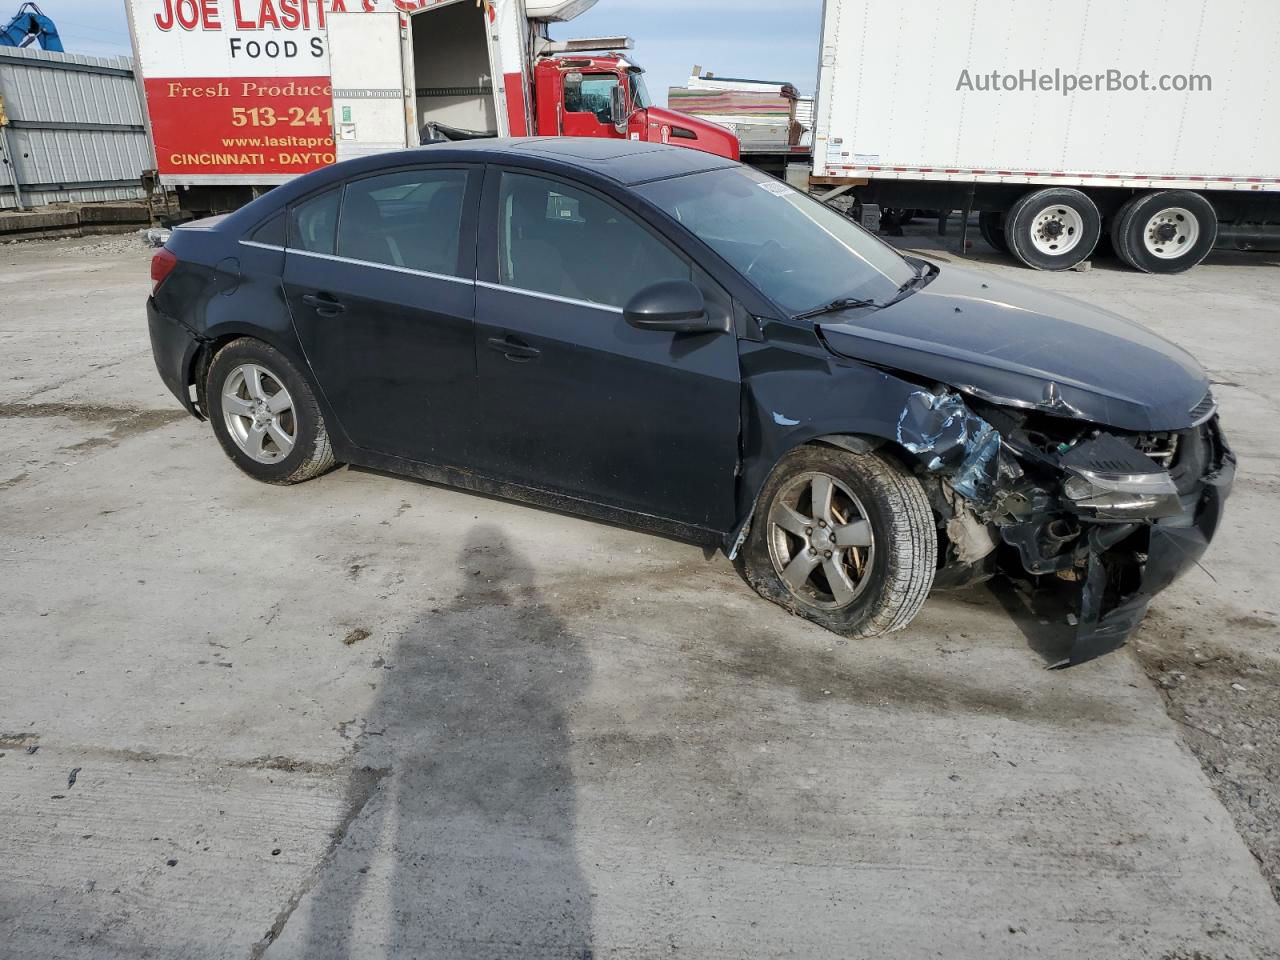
[327,12,412,162]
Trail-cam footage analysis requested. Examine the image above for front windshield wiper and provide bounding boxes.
[791,261,935,321]
[882,260,934,308]
[792,297,879,322]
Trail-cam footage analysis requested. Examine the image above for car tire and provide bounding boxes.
[1110,190,1217,274]
[1004,187,1101,270]
[978,211,1010,254]
[207,338,337,485]
[738,445,937,638]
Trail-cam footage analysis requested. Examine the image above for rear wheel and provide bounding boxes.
[1005,187,1101,270]
[738,446,937,638]
[207,338,337,485]
[978,211,1010,253]
[1110,190,1217,274]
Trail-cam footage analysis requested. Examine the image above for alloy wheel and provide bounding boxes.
[766,471,876,610]
[222,363,296,464]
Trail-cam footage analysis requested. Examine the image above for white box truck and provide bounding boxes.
[810,0,1280,272]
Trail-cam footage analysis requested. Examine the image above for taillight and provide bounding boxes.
[151,248,178,294]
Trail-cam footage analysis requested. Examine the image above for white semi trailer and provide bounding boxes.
[809,0,1280,272]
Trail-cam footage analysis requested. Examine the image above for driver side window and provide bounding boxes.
[563,73,619,125]
[498,173,690,309]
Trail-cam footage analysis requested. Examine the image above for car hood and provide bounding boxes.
[817,264,1211,431]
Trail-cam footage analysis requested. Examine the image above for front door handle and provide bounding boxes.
[302,293,346,317]
[486,336,541,361]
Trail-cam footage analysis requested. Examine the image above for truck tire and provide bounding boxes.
[1110,190,1217,274]
[1004,187,1101,270]
[1091,228,1116,261]
[207,338,337,485]
[978,211,1009,253]
[737,445,937,639]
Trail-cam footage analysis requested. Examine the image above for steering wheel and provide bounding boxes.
[744,238,784,277]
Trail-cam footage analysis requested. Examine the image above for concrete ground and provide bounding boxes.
[1,231,1278,959]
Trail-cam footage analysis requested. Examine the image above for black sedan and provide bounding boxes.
[147,139,1233,666]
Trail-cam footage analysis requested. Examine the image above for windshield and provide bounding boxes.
[635,167,915,315]
[629,71,652,110]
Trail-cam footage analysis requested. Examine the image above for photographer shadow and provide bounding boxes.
[290,525,594,959]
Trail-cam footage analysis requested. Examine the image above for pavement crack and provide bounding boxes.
[0,402,187,450]
[13,352,150,403]
[239,755,348,775]
[249,765,389,959]
[2,742,353,777]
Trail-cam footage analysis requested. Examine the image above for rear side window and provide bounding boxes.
[249,212,285,246]
[498,172,689,309]
[289,188,340,255]
[337,169,469,276]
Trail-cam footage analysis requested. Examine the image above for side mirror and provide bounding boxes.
[610,84,630,134]
[624,280,728,335]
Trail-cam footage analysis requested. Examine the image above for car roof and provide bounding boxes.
[447,137,738,184]
[221,138,738,232]
[359,137,736,186]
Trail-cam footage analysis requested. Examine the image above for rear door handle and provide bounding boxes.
[486,336,541,361]
[302,293,346,316]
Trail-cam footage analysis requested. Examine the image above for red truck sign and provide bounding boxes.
[127,0,434,180]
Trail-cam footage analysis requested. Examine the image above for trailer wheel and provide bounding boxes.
[978,211,1009,253]
[1110,190,1217,274]
[1004,188,1101,270]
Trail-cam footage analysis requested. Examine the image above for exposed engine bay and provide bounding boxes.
[897,388,1235,667]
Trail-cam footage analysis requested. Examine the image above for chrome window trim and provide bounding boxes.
[239,240,284,252]
[476,280,625,315]
[281,247,473,285]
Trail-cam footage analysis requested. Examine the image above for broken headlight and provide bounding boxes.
[1054,430,1186,519]
[1062,468,1182,518]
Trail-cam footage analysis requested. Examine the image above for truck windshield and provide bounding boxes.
[635,167,915,316]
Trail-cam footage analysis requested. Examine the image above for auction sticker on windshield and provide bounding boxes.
[757,180,793,196]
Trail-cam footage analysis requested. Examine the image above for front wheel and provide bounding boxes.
[207,338,337,485]
[738,446,937,638]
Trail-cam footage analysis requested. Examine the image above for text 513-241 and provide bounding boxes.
[231,106,334,128]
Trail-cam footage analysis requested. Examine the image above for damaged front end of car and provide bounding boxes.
[897,387,1235,667]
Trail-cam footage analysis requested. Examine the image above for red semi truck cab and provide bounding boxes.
[321,4,740,165]
[531,54,739,160]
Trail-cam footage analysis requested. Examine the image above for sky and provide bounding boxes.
[556,0,825,99]
[13,0,136,57]
[25,0,825,101]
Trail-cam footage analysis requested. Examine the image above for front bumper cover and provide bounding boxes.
[908,388,1237,667]
[1067,438,1234,667]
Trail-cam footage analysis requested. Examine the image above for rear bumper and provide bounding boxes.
[147,298,202,419]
